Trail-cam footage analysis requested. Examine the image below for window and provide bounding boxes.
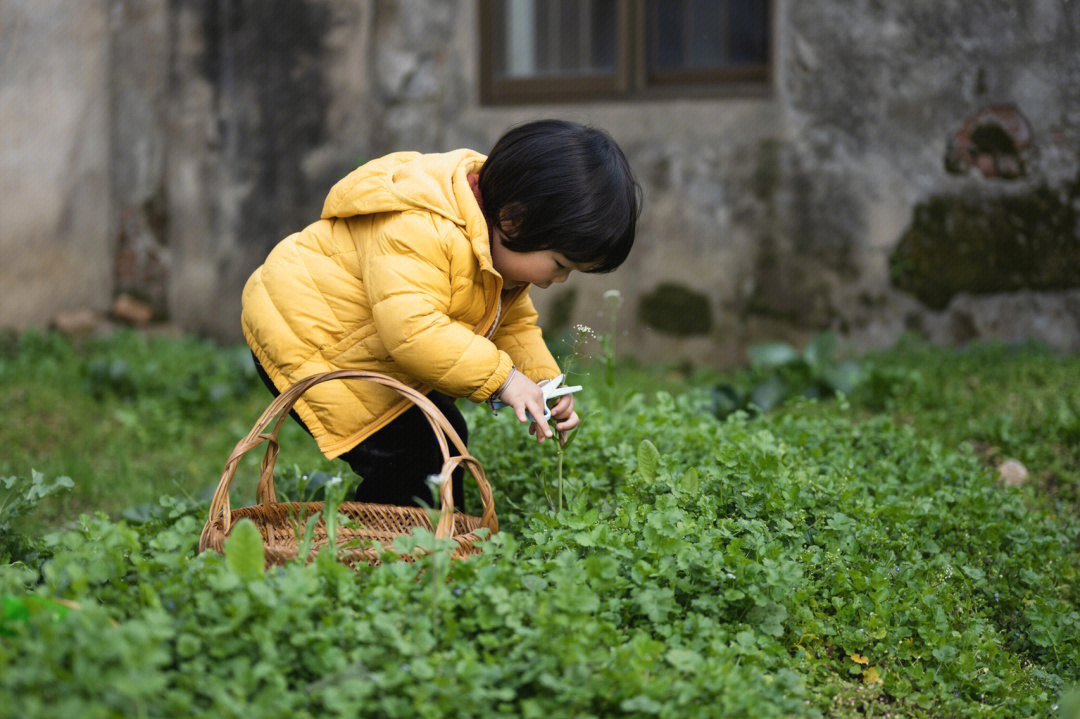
[479,0,772,104]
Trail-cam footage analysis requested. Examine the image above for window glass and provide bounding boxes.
[493,0,617,79]
[480,0,771,104]
[648,0,769,72]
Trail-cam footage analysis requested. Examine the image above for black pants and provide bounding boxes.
[252,353,467,509]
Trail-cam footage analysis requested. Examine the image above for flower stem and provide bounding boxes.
[557,446,564,513]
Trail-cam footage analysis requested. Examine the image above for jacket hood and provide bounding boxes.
[321,149,494,270]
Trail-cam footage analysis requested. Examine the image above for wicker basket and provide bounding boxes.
[199,369,498,567]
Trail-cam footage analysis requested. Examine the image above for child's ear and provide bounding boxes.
[497,202,525,238]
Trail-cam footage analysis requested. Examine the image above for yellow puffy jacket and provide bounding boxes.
[241,149,561,459]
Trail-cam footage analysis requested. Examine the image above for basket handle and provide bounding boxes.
[201,369,498,542]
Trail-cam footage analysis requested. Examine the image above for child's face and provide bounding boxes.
[490,228,591,290]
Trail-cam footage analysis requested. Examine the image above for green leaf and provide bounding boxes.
[802,332,836,368]
[748,602,788,637]
[932,645,957,662]
[560,427,579,450]
[679,468,700,492]
[822,361,864,395]
[620,696,664,714]
[25,470,75,502]
[749,376,788,411]
[1058,687,1080,719]
[666,648,702,672]
[749,341,799,369]
[637,440,660,481]
[224,519,265,580]
[961,565,985,581]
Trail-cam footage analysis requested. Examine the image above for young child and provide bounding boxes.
[242,119,641,508]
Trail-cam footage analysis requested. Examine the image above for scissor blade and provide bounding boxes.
[545,384,582,400]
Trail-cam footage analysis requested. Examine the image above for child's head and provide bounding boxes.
[478,120,642,274]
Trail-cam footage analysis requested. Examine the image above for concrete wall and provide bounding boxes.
[2,0,1079,362]
[0,1,111,329]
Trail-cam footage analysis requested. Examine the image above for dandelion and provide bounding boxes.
[850,653,869,665]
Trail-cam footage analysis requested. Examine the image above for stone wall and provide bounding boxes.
[3,0,1079,362]
[777,0,1080,353]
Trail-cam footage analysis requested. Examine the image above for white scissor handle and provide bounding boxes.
[490,373,583,423]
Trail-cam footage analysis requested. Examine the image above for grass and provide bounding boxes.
[3,328,1079,526]
[0,329,331,530]
[767,337,1080,509]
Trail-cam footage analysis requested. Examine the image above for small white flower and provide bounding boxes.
[603,289,623,307]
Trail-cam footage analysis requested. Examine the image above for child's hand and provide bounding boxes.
[543,393,579,445]
[496,371,554,442]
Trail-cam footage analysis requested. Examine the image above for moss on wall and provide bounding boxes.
[637,283,714,336]
[890,178,1080,309]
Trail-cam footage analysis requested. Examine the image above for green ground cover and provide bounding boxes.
[1,329,1078,717]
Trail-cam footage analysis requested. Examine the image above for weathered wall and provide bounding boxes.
[110,0,169,317]
[0,0,111,329]
[163,0,379,337]
[3,0,1079,362]
[777,0,1080,353]
[408,0,1080,359]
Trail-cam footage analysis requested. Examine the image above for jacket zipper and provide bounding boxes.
[479,275,528,335]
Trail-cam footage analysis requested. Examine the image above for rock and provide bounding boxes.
[997,459,1029,488]
[49,309,107,337]
[110,293,154,326]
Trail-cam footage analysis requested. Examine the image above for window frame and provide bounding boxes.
[479,0,774,105]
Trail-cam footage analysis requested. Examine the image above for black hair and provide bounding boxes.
[477,119,642,273]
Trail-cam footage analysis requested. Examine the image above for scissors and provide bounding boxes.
[489,373,582,424]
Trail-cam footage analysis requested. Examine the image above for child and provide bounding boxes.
[242,119,641,508]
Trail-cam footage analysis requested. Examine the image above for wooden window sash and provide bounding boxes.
[479,0,772,105]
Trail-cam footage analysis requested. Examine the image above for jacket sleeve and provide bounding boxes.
[364,213,512,401]
[491,289,561,382]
